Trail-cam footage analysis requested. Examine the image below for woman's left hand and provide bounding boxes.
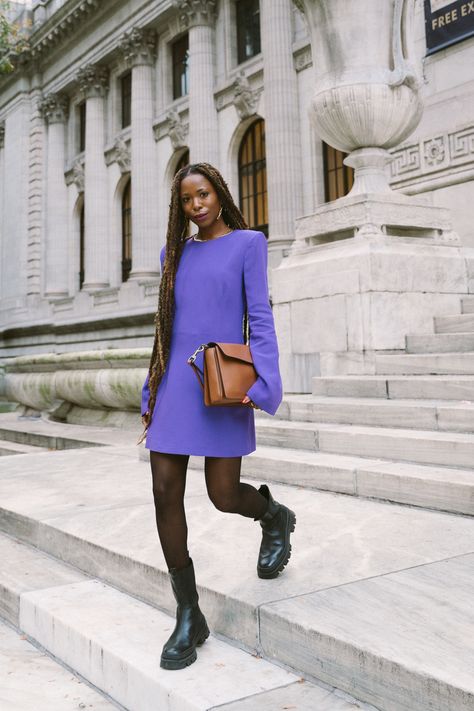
[242,395,260,409]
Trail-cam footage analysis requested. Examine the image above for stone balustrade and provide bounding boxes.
[2,349,150,427]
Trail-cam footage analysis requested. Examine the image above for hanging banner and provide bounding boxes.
[424,0,474,54]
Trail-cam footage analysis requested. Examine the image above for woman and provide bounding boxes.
[139,162,296,671]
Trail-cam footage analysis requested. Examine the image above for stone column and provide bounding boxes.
[76,64,110,291]
[260,0,303,255]
[174,0,219,165]
[119,28,160,279]
[39,93,69,298]
[0,123,4,301]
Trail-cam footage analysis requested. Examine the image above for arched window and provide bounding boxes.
[323,142,354,202]
[79,199,85,290]
[122,178,132,282]
[238,118,267,234]
[176,149,189,174]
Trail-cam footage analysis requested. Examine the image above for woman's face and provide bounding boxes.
[179,174,221,230]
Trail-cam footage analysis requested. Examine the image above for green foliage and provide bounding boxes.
[0,1,31,75]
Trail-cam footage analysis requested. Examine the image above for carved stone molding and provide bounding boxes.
[0,122,5,149]
[167,109,188,150]
[391,124,474,186]
[113,136,131,174]
[118,27,157,67]
[173,0,218,30]
[76,64,109,99]
[104,137,131,175]
[30,0,100,63]
[232,72,259,120]
[294,45,312,72]
[38,93,69,124]
[72,158,85,193]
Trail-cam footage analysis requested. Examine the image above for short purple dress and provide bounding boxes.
[140,229,282,456]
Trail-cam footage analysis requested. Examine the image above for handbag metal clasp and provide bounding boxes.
[187,343,207,364]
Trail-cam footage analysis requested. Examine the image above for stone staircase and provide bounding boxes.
[243,294,474,518]
[0,295,473,710]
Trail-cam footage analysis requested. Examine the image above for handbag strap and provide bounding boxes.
[187,344,207,392]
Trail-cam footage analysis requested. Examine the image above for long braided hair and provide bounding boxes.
[145,162,249,422]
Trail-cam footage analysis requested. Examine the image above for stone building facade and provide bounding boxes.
[0,0,473,362]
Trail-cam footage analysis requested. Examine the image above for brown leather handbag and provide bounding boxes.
[187,342,258,407]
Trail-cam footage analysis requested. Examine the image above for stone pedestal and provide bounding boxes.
[273,219,474,391]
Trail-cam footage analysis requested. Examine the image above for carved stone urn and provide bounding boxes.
[304,0,422,195]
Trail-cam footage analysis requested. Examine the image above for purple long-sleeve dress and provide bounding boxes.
[141,229,282,456]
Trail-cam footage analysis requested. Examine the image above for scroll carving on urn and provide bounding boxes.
[300,0,422,196]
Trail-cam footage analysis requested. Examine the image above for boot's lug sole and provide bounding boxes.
[257,509,296,579]
[160,623,210,670]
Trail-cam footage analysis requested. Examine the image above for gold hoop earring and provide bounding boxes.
[216,206,223,221]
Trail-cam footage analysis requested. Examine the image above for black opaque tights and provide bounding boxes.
[149,451,268,571]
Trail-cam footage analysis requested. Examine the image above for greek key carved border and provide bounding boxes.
[390,123,474,185]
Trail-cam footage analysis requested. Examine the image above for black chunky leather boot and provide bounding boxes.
[160,557,210,670]
[255,484,296,579]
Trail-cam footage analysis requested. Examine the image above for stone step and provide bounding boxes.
[1,448,474,711]
[375,352,474,375]
[241,446,474,515]
[261,554,474,711]
[461,296,474,313]
[0,440,43,456]
[0,619,119,710]
[312,374,474,400]
[406,331,474,353]
[253,420,474,469]
[328,422,474,468]
[0,425,102,451]
[260,395,474,433]
[434,312,474,333]
[0,531,89,626]
[0,531,367,711]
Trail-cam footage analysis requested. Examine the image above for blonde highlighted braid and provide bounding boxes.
[145,162,249,424]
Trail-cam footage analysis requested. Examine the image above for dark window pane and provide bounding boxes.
[78,102,86,153]
[121,72,132,129]
[237,0,261,64]
[173,35,189,100]
[238,117,267,235]
[122,179,132,282]
[323,142,354,203]
[79,201,85,289]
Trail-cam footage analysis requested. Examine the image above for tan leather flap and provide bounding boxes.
[214,342,253,364]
